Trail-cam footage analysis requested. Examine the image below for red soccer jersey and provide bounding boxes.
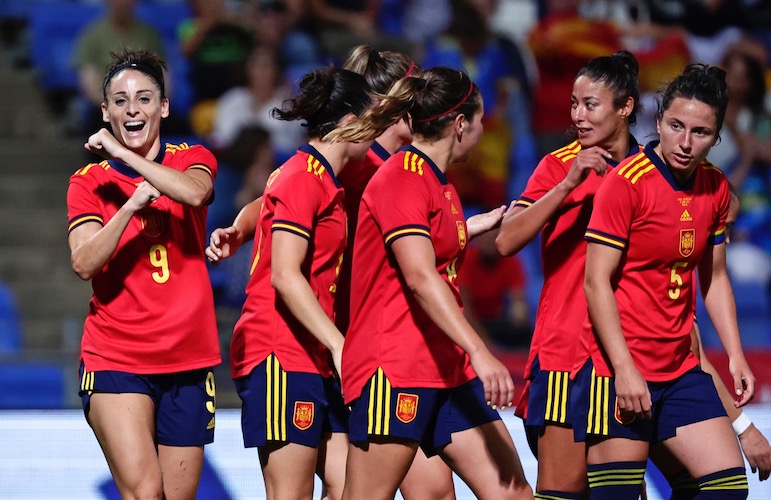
[230,144,347,379]
[457,245,526,320]
[516,139,640,378]
[342,146,477,404]
[67,142,221,374]
[580,143,729,382]
[335,141,391,332]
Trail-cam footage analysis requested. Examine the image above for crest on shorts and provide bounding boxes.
[679,228,695,258]
[293,401,314,430]
[456,221,467,249]
[614,397,637,426]
[395,393,419,423]
[139,209,164,238]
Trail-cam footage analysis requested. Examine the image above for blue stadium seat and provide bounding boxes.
[0,283,21,354]
[0,363,65,409]
[29,3,103,92]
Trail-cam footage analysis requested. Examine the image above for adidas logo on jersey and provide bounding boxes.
[207,417,215,430]
[680,209,693,222]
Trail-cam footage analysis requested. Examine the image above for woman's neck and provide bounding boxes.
[308,138,348,176]
[412,137,453,173]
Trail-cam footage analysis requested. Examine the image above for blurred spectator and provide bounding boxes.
[207,45,306,164]
[179,0,254,102]
[307,0,413,63]
[714,44,771,254]
[248,0,322,72]
[458,229,532,349]
[72,0,166,136]
[377,0,453,45]
[179,0,255,137]
[422,0,533,210]
[527,0,622,157]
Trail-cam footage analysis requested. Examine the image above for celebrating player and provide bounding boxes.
[67,49,220,499]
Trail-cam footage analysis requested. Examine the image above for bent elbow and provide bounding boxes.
[71,258,95,281]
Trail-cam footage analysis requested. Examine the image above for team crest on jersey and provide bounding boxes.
[293,401,314,430]
[456,221,467,249]
[444,191,452,200]
[396,393,419,423]
[679,229,695,257]
[139,209,164,238]
[614,398,637,426]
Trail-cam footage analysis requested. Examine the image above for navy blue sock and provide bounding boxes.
[695,467,748,499]
[668,468,699,500]
[587,461,646,500]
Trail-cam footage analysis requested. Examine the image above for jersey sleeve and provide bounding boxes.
[67,166,104,234]
[708,171,730,246]
[515,154,566,208]
[270,170,324,241]
[369,168,431,247]
[177,144,218,180]
[584,173,638,251]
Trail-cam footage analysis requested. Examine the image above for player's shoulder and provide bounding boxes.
[71,160,111,180]
[698,158,726,180]
[612,151,656,186]
[547,140,582,163]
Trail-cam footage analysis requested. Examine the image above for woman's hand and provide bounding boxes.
[561,146,610,190]
[614,363,652,419]
[206,226,243,263]
[84,128,125,160]
[466,205,506,240]
[729,354,755,408]
[469,348,515,409]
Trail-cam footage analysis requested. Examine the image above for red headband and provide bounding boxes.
[404,61,416,78]
[415,81,474,123]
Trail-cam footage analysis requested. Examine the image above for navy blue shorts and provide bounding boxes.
[79,361,216,447]
[571,360,726,443]
[235,354,348,448]
[348,369,500,457]
[521,356,575,457]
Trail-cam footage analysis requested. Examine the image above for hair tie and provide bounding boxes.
[415,80,474,123]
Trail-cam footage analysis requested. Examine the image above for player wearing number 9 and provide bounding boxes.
[66,49,220,500]
[573,63,754,498]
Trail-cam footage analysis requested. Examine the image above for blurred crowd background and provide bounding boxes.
[0,0,769,409]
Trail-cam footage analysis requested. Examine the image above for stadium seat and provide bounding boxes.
[28,3,103,92]
[0,283,21,354]
[0,363,65,409]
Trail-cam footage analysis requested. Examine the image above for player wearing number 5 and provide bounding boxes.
[573,64,755,498]
[66,49,220,500]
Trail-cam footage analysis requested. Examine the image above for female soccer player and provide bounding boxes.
[67,49,220,499]
[228,66,372,500]
[496,50,641,500]
[328,66,532,500]
[336,45,456,500]
[576,63,754,499]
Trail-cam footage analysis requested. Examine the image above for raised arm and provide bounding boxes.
[496,147,609,256]
[85,129,213,207]
[585,242,651,418]
[390,235,514,408]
